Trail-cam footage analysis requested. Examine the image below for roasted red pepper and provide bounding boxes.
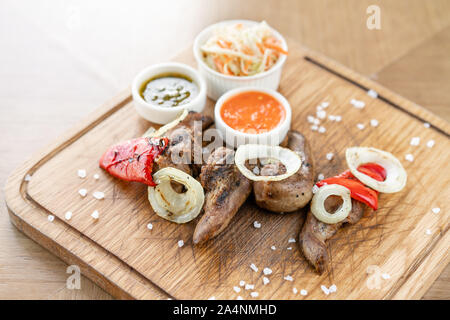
[99,137,169,186]
[316,162,386,210]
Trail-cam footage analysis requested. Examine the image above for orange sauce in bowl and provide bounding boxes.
[220,91,286,134]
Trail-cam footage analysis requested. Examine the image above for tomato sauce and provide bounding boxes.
[220,91,285,134]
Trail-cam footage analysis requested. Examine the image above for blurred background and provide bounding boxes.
[0,0,449,299]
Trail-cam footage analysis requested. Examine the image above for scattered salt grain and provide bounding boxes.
[93,174,100,180]
[326,152,334,161]
[24,174,32,182]
[93,191,105,200]
[329,284,337,293]
[91,210,99,219]
[250,263,258,272]
[271,246,276,251]
[178,240,184,247]
[300,289,308,296]
[318,126,326,133]
[311,125,318,131]
[410,137,420,146]
[147,223,153,230]
[328,115,336,121]
[263,277,270,285]
[263,267,273,275]
[77,169,86,178]
[318,173,325,181]
[237,296,243,300]
[65,211,72,220]
[245,284,255,290]
[370,119,379,127]
[239,280,245,287]
[432,207,440,214]
[78,188,87,197]
[288,238,296,243]
[356,123,365,130]
[321,102,330,108]
[405,154,414,162]
[293,287,298,294]
[253,221,261,229]
[425,229,432,235]
[321,285,330,295]
[233,286,241,293]
[351,99,365,109]
[367,89,378,99]
[381,273,391,280]
[423,122,430,128]
[335,115,342,122]
[48,215,55,222]
[250,292,259,298]
[317,110,326,119]
[208,296,216,300]
[312,185,320,194]
[427,140,435,148]
[284,275,293,282]
[307,115,315,123]
[313,118,320,125]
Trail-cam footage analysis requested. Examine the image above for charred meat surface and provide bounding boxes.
[299,196,365,273]
[253,130,315,212]
[193,147,252,244]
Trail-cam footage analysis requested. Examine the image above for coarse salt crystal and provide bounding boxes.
[321,285,330,295]
[91,210,99,219]
[351,99,365,109]
[263,277,270,285]
[328,115,336,121]
[370,119,379,127]
[233,286,241,293]
[423,122,430,128]
[293,287,298,294]
[271,246,276,250]
[367,89,378,98]
[178,240,184,247]
[405,154,414,162]
[381,273,391,280]
[321,102,330,108]
[93,174,100,180]
[425,229,432,235]
[77,169,86,178]
[65,211,72,220]
[236,296,243,300]
[427,140,435,148]
[318,173,324,181]
[250,263,258,272]
[410,137,420,146]
[318,126,326,133]
[329,284,337,293]
[24,174,32,182]
[356,123,365,130]
[311,125,318,131]
[284,275,293,282]
[313,118,320,125]
[307,115,315,123]
[326,152,334,161]
[245,284,255,290]
[335,115,342,122]
[288,238,296,243]
[93,191,105,200]
[317,110,326,119]
[208,296,216,300]
[432,207,440,214]
[312,185,319,194]
[263,267,272,275]
[239,280,245,287]
[48,215,55,222]
[253,221,261,229]
[250,292,259,298]
[78,189,87,197]
[147,223,153,230]
[300,289,308,296]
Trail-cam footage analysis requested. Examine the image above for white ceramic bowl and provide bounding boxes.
[215,87,292,148]
[131,62,207,124]
[193,20,288,100]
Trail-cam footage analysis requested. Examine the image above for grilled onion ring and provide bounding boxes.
[311,184,352,224]
[148,167,204,223]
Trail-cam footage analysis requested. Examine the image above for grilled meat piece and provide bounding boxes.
[193,147,252,244]
[253,130,315,212]
[299,197,365,273]
[154,111,213,175]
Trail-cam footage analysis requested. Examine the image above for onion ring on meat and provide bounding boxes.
[148,167,204,223]
[235,144,302,181]
[311,184,352,224]
[346,147,407,193]
[143,109,188,138]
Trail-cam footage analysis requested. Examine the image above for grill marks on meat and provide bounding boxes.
[193,147,252,244]
[299,197,365,273]
[253,130,315,212]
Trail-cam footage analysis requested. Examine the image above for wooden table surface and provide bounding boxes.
[0,0,448,300]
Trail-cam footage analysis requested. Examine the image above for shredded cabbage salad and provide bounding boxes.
[201,21,288,77]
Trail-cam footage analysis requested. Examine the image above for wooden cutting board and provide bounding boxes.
[5,41,449,300]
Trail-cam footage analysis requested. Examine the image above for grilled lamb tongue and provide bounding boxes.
[193,147,252,244]
[253,130,315,213]
[299,197,365,274]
